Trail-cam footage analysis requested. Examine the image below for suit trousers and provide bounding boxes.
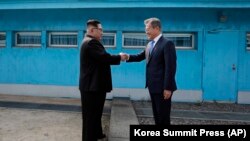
[80,91,106,141]
[149,92,172,125]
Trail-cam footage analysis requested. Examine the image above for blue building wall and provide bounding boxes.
[0,8,208,88]
[0,1,250,102]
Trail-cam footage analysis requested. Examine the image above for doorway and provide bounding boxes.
[203,30,238,102]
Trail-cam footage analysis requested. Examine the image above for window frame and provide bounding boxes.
[102,32,116,48]
[163,33,195,49]
[15,32,41,47]
[247,33,250,50]
[122,32,148,49]
[0,32,6,47]
[48,32,78,48]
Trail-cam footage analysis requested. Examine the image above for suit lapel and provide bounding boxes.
[147,36,163,64]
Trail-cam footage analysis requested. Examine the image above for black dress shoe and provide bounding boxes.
[97,134,106,139]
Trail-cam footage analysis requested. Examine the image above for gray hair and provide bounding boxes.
[144,17,161,29]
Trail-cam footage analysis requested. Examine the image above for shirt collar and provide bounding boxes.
[153,33,162,45]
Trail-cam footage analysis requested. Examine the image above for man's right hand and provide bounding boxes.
[119,52,129,61]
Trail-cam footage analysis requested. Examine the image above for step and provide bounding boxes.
[108,98,139,141]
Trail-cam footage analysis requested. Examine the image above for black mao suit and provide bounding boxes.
[127,35,177,125]
[79,35,121,141]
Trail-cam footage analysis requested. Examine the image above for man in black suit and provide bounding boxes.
[126,17,177,125]
[79,19,127,141]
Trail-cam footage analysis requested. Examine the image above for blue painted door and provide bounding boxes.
[203,31,238,102]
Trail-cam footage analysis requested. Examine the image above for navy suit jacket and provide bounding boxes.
[127,36,177,93]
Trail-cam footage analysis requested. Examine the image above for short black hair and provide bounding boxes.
[87,19,101,28]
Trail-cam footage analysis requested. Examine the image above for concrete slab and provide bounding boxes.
[108,98,139,141]
[0,94,111,141]
[238,91,250,104]
[0,107,82,141]
[0,107,110,141]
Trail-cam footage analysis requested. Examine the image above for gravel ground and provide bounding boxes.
[132,101,250,125]
[171,102,250,113]
[138,117,250,125]
[133,101,250,113]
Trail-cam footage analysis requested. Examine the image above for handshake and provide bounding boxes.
[119,52,129,61]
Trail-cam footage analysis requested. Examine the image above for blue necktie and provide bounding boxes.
[149,40,155,55]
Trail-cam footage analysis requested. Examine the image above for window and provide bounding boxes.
[123,33,148,48]
[15,32,41,47]
[163,33,194,49]
[247,33,250,50]
[0,32,6,47]
[122,32,195,49]
[48,32,78,48]
[102,33,116,48]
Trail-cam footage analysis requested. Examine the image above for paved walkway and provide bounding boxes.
[0,94,250,141]
[108,98,138,141]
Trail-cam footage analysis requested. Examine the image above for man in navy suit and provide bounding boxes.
[126,17,177,125]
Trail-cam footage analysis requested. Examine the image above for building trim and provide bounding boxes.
[0,84,202,102]
[1,2,250,10]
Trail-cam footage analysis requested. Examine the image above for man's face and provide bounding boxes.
[92,24,103,41]
[145,22,159,40]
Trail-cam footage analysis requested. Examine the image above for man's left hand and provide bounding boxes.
[163,90,172,100]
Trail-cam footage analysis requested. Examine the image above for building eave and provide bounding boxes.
[1,2,250,10]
